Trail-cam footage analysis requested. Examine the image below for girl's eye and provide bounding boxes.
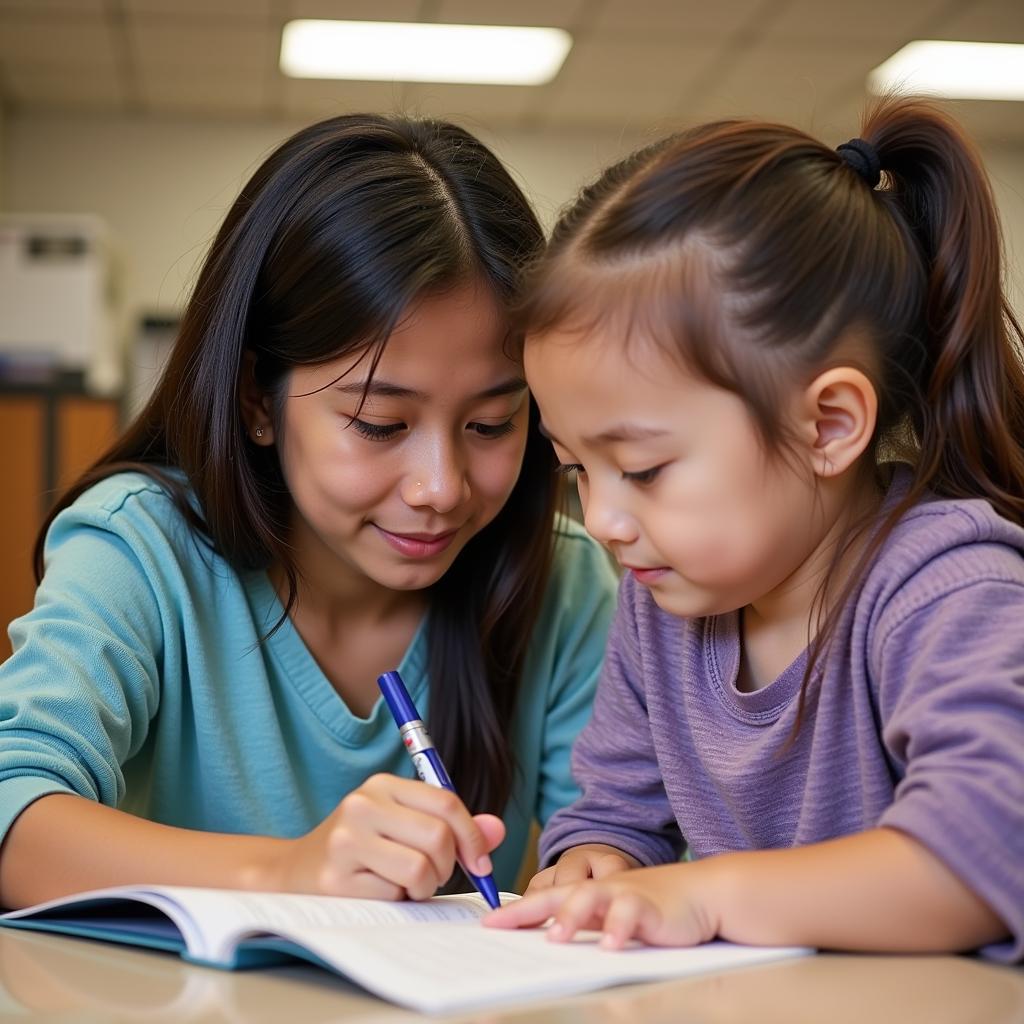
[623,464,664,485]
[555,463,585,476]
[350,419,404,441]
[470,420,516,439]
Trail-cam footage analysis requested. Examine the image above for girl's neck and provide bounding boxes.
[739,471,883,692]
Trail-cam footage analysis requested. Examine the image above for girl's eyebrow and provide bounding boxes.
[333,378,527,401]
[539,421,668,446]
[587,424,669,444]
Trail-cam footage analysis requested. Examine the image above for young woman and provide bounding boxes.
[0,114,618,907]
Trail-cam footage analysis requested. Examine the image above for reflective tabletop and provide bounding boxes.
[0,928,1020,1023]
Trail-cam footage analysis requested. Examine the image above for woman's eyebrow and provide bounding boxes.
[333,378,527,401]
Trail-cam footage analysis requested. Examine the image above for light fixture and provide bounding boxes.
[868,41,1024,101]
[280,20,572,86]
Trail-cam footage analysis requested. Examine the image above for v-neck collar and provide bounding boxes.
[246,571,429,744]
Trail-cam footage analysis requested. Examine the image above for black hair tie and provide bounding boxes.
[836,138,881,189]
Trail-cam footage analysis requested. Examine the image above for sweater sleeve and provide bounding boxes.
[874,568,1024,963]
[0,502,164,844]
[538,576,684,868]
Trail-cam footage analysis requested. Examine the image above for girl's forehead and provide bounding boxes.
[525,322,686,386]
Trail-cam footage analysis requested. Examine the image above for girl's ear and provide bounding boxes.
[239,351,277,446]
[798,366,878,479]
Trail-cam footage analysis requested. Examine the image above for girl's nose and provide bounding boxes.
[582,485,638,548]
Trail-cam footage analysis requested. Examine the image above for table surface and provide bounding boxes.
[0,928,1020,1023]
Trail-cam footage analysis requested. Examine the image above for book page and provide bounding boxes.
[2,886,516,964]
[259,923,811,1014]
[152,887,517,960]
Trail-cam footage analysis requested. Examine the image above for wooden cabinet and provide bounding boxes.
[1,386,120,659]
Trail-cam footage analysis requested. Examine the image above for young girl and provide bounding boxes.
[0,114,618,907]
[485,96,1024,960]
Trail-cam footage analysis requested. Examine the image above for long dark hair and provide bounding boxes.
[519,95,1024,721]
[35,113,556,815]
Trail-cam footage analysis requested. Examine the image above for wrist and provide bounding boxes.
[236,836,292,892]
[691,851,745,939]
[568,843,641,866]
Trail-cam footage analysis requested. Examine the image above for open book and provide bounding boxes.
[0,885,811,1014]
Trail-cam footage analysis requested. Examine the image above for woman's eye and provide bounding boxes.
[555,463,585,476]
[622,464,664,485]
[469,420,516,439]
[350,418,404,441]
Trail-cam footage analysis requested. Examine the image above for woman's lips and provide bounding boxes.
[373,525,460,559]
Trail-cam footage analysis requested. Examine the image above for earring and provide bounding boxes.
[255,427,265,438]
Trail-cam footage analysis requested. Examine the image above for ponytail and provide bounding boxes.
[864,97,1024,523]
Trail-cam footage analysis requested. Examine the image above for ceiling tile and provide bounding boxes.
[928,0,1024,43]
[403,82,536,125]
[0,0,105,10]
[127,21,274,71]
[687,40,901,126]
[590,0,771,39]
[5,62,124,110]
[280,76,407,119]
[758,0,951,42]
[0,13,118,67]
[540,39,722,129]
[284,0,421,19]
[139,69,271,116]
[122,0,273,17]
[435,0,586,29]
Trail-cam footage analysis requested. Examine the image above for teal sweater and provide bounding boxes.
[0,473,618,890]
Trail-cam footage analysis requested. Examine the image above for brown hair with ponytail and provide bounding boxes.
[520,95,1024,719]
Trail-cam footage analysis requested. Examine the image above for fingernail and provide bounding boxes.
[548,922,566,941]
[475,855,493,874]
[600,933,617,950]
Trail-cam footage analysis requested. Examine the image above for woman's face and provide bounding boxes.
[262,280,530,595]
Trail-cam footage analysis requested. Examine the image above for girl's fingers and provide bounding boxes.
[599,893,647,949]
[549,885,607,942]
[524,865,559,894]
[552,854,599,886]
[483,888,565,929]
[591,852,633,880]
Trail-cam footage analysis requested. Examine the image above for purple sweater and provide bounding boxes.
[540,488,1024,962]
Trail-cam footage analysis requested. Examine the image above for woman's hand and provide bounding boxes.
[262,773,505,900]
[485,862,722,949]
[525,843,640,893]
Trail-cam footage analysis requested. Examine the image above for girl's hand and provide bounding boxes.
[525,843,640,893]
[264,773,505,900]
[485,862,722,949]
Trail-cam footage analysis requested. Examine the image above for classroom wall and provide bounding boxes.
[2,110,1023,334]
[0,113,642,330]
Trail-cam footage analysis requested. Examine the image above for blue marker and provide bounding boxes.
[378,670,501,910]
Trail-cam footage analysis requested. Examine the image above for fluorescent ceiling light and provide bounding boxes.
[280,20,572,86]
[868,40,1024,101]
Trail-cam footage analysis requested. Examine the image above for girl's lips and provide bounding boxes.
[374,525,460,559]
[625,565,671,585]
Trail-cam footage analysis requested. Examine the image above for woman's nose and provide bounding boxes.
[401,443,471,513]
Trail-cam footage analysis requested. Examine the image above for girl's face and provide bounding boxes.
[525,329,826,619]
[270,281,530,596]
